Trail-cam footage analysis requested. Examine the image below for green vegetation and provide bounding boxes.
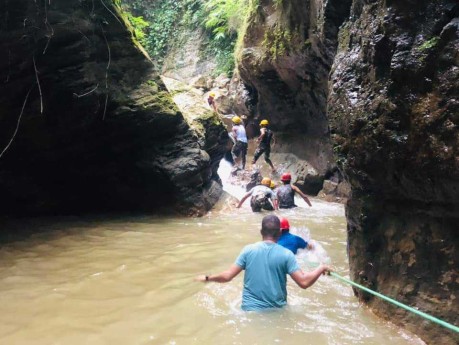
[417,37,440,52]
[119,0,256,76]
[124,12,149,42]
[204,0,246,39]
[262,25,299,60]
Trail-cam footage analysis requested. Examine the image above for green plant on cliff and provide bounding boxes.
[204,0,246,39]
[124,12,149,42]
[417,37,440,51]
[262,25,294,60]
[121,0,183,64]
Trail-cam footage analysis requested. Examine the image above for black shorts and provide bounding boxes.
[232,141,248,159]
[253,146,270,162]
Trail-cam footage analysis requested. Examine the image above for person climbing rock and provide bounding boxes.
[230,115,248,170]
[195,215,330,311]
[237,177,278,212]
[252,119,275,172]
[276,173,312,208]
[207,91,218,113]
[277,217,314,255]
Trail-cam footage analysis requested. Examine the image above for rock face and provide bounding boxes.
[0,0,226,216]
[162,26,219,83]
[328,1,459,343]
[237,0,458,343]
[237,0,352,192]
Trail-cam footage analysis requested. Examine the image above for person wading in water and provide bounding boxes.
[196,215,330,311]
[277,172,312,209]
[237,177,278,212]
[277,217,314,255]
[230,115,248,171]
[252,119,276,172]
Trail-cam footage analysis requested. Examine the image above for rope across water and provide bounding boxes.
[328,270,459,333]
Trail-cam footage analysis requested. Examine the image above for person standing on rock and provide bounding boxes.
[237,177,278,212]
[252,119,276,172]
[231,116,248,171]
[195,215,330,311]
[277,217,314,255]
[277,173,312,208]
[207,91,218,113]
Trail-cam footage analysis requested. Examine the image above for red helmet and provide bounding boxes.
[280,217,290,231]
[281,173,292,182]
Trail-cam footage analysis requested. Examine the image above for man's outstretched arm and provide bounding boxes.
[292,185,312,207]
[196,265,243,283]
[236,192,252,208]
[289,264,330,289]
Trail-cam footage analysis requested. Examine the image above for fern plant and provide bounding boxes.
[204,0,248,40]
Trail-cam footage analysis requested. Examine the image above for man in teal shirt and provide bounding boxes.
[196,215,330,311]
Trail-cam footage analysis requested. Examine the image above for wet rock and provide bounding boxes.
[236,0,352,193]
[321,180,338,195]
[328,1,459,343]
[246,170,262,191]
[161,76,228,190]
[162,27,218,83]
[189,75,209,90]
[0,0,226,216]
[214,74,231,88]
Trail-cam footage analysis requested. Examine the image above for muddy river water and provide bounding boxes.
[0,163,424,344]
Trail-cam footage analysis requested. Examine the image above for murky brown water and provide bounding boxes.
[0,196,424,345]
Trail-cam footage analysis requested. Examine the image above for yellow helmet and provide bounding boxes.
[270,181,276,189]
[209,91,216,97]
[259,119,269,126]
[232,116,242,124]
[261,177,271,186]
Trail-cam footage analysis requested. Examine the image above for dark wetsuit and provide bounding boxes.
[249,185,277,212]
[277,184,296,209]
[252,129,273,165]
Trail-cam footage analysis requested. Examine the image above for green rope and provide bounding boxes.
[329,271,459,333]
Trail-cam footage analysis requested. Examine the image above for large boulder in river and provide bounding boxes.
[0,0,226,216]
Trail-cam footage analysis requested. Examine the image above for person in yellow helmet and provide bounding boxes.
[236,177,278,212]
[230,115,248,170]
[252,119,275,171]
[207,91,218,113]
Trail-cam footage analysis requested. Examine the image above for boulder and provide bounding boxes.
[0,0,226,216]
[189,75,208,90]
[214,74,231,88]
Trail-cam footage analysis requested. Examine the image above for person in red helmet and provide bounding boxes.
[276,172,312,209]
[277,217,314,255]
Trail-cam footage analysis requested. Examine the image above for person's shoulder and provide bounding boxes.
[244,242,262,250]
[252,185,266,192]
[275,243,295,256]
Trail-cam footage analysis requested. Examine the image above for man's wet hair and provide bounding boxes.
[261,215,281,239]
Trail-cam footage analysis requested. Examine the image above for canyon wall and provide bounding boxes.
[328,1,458,343]
[237,0,352,192]
[238,0,458,343]
[0,0,226,216]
